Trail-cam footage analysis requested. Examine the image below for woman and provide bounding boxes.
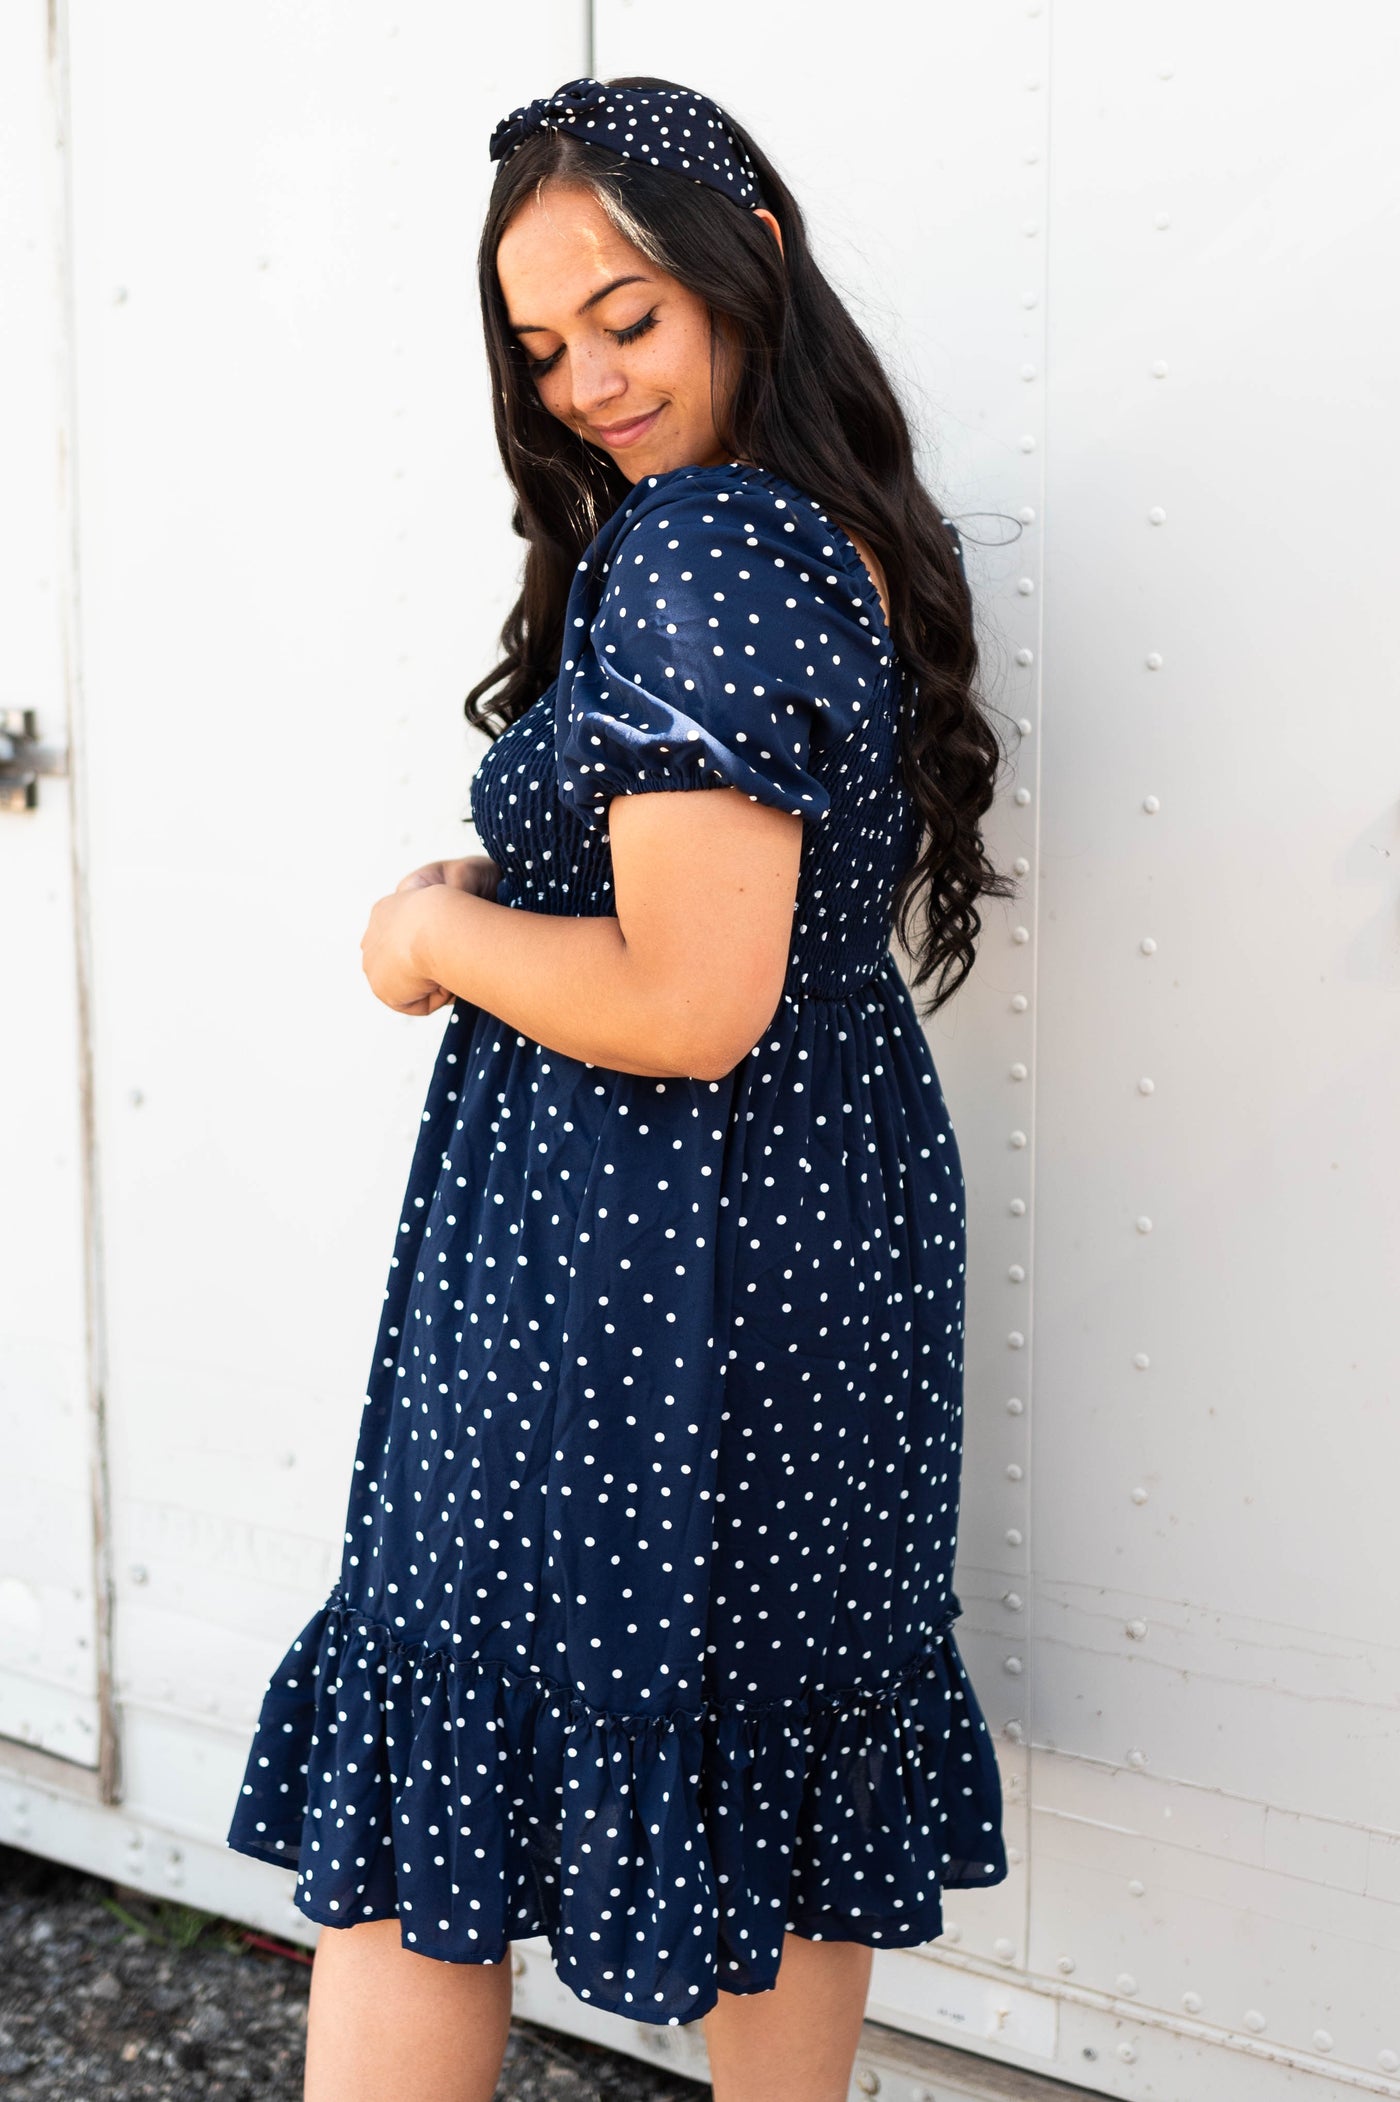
[227,74,1014,2102]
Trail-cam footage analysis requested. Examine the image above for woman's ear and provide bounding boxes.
[752,206,785,259]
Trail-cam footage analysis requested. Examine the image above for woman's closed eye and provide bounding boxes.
[524,309,659,378]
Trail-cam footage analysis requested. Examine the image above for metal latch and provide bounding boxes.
[1,709,69,812]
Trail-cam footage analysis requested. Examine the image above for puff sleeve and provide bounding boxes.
[555,476,893,829]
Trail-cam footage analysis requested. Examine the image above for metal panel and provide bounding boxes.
[1028,2,1400,2083]
[586,2,1400,2094]
[0,0,106,1770]
[58,0,584,1761]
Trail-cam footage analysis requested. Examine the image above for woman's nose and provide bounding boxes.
[568,342,629,417]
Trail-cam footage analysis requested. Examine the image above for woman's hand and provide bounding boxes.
[360,854,501,1016]
[394,854,501,902]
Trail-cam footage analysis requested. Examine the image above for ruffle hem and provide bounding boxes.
[227,1583,1008,2026]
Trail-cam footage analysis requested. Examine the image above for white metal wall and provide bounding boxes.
[3,4,1398,2098]
[0,0,108,1774]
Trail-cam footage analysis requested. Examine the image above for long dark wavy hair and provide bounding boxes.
[466,75,1018,1015]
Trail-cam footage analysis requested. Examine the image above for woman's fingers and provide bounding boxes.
[394,861,447,893]
[392,854,501,899]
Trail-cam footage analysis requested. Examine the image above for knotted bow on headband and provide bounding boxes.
[487,76,766,211]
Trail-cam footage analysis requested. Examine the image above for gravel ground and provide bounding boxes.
[0,1843,707,2100]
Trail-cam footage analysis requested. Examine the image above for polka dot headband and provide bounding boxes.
[488,76,766,211]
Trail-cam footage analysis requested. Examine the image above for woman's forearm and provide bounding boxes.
[411,883,711,1080]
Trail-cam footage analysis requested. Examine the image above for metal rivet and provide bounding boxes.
[1134,1352,1150,1369]
[1138,1077,1155,1094]
[1126,1619,1148,1639]
[1244,2010,1267,2033]
[1136,1216,1153,1234]
[1117,1973,1138,1995]
[1131,1488,1148,1504]
[1006,1396,1024,1413]
[1140,936,1157,954]
[1004,1656,1023,1673]
[1016,576,1036,595]
[1146,650,1164,668]
[1143,794,1160,813]
[1126,1749,1147,1768]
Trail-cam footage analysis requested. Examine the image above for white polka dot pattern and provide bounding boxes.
[225,461,1009,2027]
[488,76,764,210]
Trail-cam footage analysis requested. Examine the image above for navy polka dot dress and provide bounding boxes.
[226,460,1009,2025]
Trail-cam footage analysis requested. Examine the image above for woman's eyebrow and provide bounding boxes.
[510,273,652,334]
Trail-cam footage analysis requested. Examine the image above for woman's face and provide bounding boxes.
[496,181,775,483]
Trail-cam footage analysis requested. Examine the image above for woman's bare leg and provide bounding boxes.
[702,1932,874,2102]
[303,1918,512,2102]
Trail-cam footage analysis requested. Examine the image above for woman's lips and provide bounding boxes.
[590,405,663,448]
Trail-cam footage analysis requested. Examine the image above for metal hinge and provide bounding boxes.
[0,708,70,811]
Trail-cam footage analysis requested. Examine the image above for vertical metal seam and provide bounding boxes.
[1021,0,1053,1966]
[48,0,121,1804]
